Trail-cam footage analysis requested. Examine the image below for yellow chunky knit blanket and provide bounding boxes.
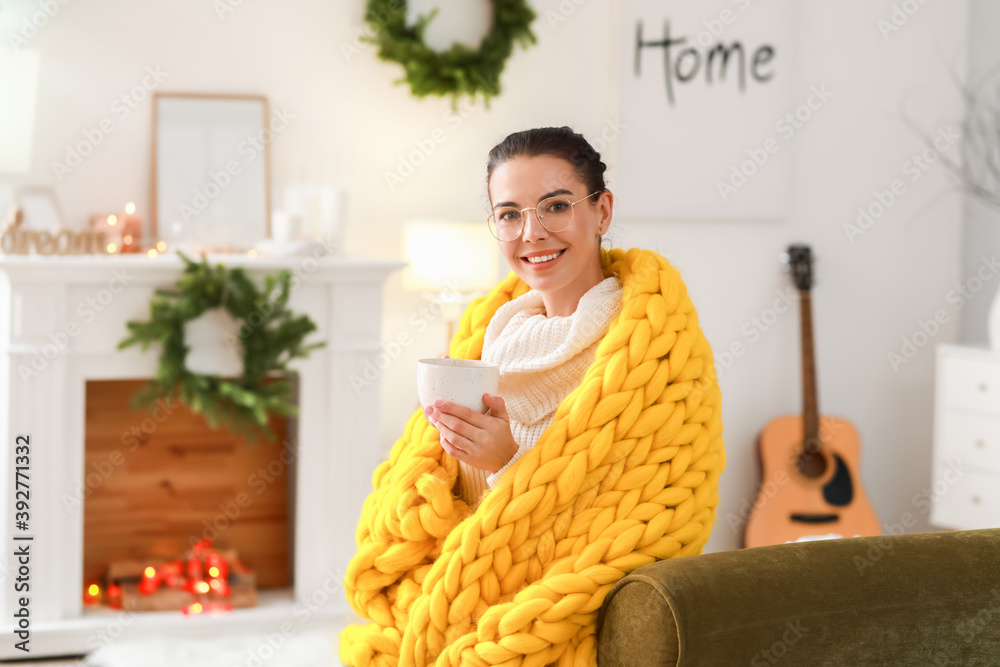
[340,247,725,666]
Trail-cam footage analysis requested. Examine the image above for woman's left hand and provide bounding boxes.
[424,393,518,473]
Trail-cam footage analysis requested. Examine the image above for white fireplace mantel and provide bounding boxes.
[0,253,403,659]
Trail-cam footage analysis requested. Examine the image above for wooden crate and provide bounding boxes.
[109,549,258,612]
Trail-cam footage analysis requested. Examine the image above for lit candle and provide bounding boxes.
[160,560,183,588]
[205,551,228,580]
[89,213,123,254]
[83,582,101,605]
[209,577,231,597]
[186,556,203,582]
[139,565,160,595]
[119,202,143,254]
[182,602,204,615]
[106,583,122,609]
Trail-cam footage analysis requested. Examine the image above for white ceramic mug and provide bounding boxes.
[417,358,499,414]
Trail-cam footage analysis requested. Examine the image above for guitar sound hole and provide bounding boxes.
[790,513,839,524]
[797,450,827,478]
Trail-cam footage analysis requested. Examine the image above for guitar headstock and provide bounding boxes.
[780,244,814,292]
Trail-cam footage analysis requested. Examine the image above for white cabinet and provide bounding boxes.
[932,344,1000,529]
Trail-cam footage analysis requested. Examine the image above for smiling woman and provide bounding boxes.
[339,126,725,667]
[440,128,626,502]
[485,128,617,317]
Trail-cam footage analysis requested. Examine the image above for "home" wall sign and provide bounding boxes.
[615,0,795,220]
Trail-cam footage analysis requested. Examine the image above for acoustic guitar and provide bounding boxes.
[743,245,882,547]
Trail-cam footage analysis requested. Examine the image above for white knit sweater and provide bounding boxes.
[457,275,624,507]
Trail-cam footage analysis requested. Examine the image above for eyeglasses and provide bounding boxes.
[487,191,604,241]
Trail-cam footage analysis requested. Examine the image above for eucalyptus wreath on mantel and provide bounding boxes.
[118,252,325,443]
[361,0,536,106]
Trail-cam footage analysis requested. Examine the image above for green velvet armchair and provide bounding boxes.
[597,528,1000,666]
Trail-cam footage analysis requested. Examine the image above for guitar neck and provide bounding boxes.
[799,289,820,453]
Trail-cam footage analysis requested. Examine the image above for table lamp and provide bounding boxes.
[403,220,500,353]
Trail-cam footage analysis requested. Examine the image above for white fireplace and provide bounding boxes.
[0,252,402,659]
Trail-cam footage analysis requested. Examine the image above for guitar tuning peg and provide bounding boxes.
[780,264,791,274]
[778,252,790,264]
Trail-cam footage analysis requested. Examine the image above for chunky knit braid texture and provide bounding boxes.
[339,247,726,666]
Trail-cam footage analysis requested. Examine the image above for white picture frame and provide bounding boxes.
[151,92,272,251]
[14,186,66,231]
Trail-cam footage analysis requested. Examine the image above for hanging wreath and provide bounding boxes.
[117,252,325,443]
[361,0,536,104]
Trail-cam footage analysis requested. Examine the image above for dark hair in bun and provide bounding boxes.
[486,126,608,198]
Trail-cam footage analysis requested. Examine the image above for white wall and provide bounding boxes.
[0,0,971,553]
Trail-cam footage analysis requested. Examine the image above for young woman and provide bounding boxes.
[422,126,625,506]
[341,126,725,667]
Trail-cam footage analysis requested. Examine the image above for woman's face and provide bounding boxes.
[487,154,612,299]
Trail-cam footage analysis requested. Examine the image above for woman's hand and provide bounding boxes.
[425,393,518,473]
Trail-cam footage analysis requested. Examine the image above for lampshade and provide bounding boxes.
[403,220,499,294]
[0,47,40,174]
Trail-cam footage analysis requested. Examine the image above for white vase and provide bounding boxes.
[284,183,348,253]
[989,286,1000,350]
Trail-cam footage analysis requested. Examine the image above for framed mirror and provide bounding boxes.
[151,93,271,251]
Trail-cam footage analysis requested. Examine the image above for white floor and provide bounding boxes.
[3,624,346,666]
[2,661,84,666]
[0,589,354,663]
